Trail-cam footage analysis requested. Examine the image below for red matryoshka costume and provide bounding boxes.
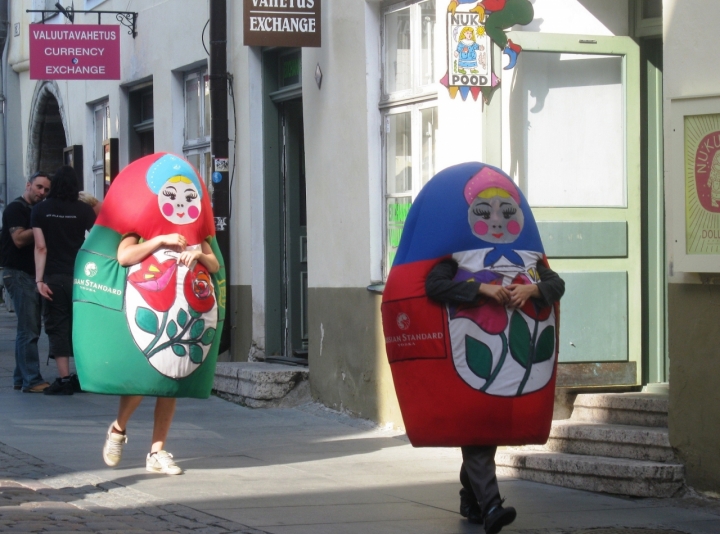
[381,162,559,447]
[73,153,225,398]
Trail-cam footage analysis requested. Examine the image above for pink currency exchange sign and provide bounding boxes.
[30,24,120,80]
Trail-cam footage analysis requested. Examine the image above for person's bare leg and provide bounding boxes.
[114,395,144,432]
[150,397,177,453]
[55,356,70,378]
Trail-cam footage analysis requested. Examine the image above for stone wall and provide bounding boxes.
[667,284,720,491]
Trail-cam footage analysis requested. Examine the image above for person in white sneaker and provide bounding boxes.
[101,230,219,476]
[102,396,183,475]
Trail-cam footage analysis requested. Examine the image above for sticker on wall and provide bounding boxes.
[214,158,229,172]
[684,113,720,254]
[215,216,228,232]
[441,0,534,102]
[212,172,223,184]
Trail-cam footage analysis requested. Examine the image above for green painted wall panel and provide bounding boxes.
[558,271,628,363]
[539,221,627,258]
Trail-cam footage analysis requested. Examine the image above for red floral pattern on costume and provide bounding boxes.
[451,270,508,335]
[127,257,178,312]
[183,262,215,313]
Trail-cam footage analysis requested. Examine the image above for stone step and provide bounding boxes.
[520,420,675,463]
[496,450,684,498]
[213,362,310,408]
[571,392,668,427]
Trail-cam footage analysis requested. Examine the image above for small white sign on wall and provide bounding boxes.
[669,94,720,273]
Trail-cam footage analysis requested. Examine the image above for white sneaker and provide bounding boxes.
[102,423,127,467]
[146,450,183,475]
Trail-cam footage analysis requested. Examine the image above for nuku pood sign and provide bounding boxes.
[29,24,121,80]
[243,0,321,48]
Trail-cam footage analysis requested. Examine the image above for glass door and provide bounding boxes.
[502,33,641,387]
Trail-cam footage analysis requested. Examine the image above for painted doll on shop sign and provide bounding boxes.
[455,26,487,75]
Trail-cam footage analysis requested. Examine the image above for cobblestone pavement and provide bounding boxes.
[0,442,267,533]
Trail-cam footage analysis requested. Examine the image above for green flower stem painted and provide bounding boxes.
[142,311,168,355]
[517,315,540,396]
[146,313,200,358]
[480,332,508,393]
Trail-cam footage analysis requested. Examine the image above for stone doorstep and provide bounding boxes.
[570,405,668,428]
[496,450,685,498]
[517,421,676,463]
[497,451,684,481]
[551,420,670,447]
[496,463,683,499]
[573,392,669,413]
[213,362,311,409]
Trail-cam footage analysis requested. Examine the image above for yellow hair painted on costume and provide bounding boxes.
[477,187,512,199]
[168,175,193,184]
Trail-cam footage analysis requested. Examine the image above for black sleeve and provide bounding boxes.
[29,204,43,230]
[4,202,30,231]
[425,258,480,305]
[536,263,565,306]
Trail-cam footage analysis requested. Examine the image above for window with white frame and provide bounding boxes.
[183,69,212,188]
[382,0,438,278]
[92,100,110,196]
[31,0,62,23]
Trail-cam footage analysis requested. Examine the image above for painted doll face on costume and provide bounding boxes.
[158,176,202,225]
[467,187,524,244]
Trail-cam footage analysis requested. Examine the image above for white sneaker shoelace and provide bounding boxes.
[147,450,183,475]
[103,426,127,467]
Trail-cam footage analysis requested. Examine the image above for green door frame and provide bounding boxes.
[640,37,667,385]
[262,49,283,357]
[262,48,305,358]
[486,32,646,386]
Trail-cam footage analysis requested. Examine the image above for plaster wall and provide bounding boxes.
[663,0,720,492]
[524,0,629,36]
[7,0,209,192]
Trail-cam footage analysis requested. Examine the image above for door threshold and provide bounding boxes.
[264,355,309,367]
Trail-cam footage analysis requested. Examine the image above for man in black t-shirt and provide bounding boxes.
[32,166,96,395]
[0,171,52,392]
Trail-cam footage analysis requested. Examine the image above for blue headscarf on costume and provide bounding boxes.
[146,154,204,198]
[393,162,543,267]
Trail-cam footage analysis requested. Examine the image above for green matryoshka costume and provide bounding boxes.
[72,153,225,398]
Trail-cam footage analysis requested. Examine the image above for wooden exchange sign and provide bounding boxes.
[243,0,321,48]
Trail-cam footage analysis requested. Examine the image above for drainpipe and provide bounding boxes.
[209,0,231,353]
[0,0,8,212]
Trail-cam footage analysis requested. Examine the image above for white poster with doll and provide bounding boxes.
[447,10,492,88]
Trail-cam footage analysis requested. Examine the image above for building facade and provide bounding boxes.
[2,0,718,491]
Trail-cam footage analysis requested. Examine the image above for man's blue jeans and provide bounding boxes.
[3,268,44,389]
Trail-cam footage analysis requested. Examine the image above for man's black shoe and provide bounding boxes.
[69,373,82,393]
[43,377,74,396]
[459,488,483,524]
[484,503,516,534]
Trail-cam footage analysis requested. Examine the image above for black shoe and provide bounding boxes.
[459,488,483,524]
[69,373,82,393]
[484,502,516,534]
[43,377,74,396]
[13,385,21,390]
